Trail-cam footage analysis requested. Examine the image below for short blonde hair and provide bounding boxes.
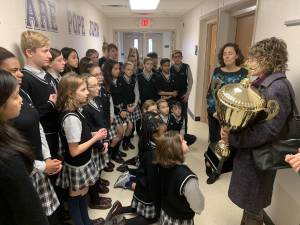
[20,30,49,55]
[156,99,168,109]
[142,99,156,112]
[56,72,87,112]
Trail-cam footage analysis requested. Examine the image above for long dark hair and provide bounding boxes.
[61,47,79,74]
[102,59,119,91]
[0,47,16,66]
[0,70,34,172]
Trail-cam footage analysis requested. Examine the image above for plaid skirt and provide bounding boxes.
[109,115,130,139]
[128,105,142,123]
[30,169,60,216]
[160,209,194,225]
[91,148,109,172]
[56,159,98,191]
[131,195,156,219]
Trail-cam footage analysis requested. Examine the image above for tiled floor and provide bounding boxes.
[89,118,244,225]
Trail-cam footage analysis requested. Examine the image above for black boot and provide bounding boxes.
[206,172,220,184]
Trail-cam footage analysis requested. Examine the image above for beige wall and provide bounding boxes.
[0,0,108,60]
[106,17,181,49]
[254,0,300,224]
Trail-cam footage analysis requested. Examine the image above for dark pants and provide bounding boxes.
[207,112,221,143]
[181,100,188,133]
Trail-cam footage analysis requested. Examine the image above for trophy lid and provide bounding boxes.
[217,78,266,111]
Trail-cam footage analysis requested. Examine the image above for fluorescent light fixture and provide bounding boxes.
[129,0,160,10]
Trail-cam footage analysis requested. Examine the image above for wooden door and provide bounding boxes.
[202,22,218,123]
[235,13,255,58]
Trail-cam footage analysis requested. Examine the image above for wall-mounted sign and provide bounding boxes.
[140,18,151,28]
[26,0,58,32]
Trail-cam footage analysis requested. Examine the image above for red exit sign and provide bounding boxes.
[140,18,151,27]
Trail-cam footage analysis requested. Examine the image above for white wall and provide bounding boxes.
[254,0,300,224]
[179,0,249,118]
[162,31,172,58]
[0,0,108,60]
[106,17,181,49]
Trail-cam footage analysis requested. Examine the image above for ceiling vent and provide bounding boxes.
[102,4,127,8]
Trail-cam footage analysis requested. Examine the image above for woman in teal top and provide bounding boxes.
[206,43,248,184]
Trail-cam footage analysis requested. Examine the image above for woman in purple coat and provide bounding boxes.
[221,37,293,225]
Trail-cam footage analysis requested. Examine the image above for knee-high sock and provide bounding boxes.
[68,196,84,225]
[79,194,92,225]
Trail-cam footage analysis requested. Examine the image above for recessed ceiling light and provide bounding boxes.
[129,0,160,10]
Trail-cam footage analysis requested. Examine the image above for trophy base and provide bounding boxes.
[215,141,230,158]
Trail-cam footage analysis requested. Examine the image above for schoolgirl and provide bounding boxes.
[155,131,204,225]
[0,47,61,225]
[107,112,167,225]
[87,64,115,172]
[120,61,141,149]
[56,73,106,225]
[61,47,79,74]
[102,59,131,164]
[82,75,112,210]
[86,49,99,65]
[0,69,49,225]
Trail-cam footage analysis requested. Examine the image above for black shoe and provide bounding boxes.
[119,151,127,158]
[206,172,220,184]
[116,164,129,173]
[108,161,115,168]
[127,142,135,149]
[122,142,129,151]
[98,184,110,194]
[112,155,125,164]
[124,157,137,166]
[103,166,114,172]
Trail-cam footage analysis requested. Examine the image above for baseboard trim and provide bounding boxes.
[263,210,275,225]
[188,108,201,121]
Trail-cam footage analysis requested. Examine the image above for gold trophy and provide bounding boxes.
[215,77,280,158]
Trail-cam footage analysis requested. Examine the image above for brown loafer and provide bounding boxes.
[91,218,105,225]
[98,184,109,194]
[112,155,124,164]
[100,178,110,186]
[89,199,112,210]
[106,201,123,221]
[100,196,112,203]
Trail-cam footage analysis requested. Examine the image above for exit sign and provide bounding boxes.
[140,18,151,28]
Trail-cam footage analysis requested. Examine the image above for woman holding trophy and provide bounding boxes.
[221,37,293,225]
[206,43,248,184]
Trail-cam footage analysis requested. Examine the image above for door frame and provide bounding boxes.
[114,29,176,59]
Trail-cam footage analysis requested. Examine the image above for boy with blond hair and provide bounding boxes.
[20,30,64,225]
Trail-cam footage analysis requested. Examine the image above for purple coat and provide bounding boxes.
[228,73,293,212]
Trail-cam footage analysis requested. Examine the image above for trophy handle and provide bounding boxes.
[264,100,280,121]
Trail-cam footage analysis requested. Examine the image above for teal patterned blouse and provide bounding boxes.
[206,67,248,114]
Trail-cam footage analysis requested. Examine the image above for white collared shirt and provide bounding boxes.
[24,65,47,80]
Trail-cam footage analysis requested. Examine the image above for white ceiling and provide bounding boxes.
[87,0,204,17]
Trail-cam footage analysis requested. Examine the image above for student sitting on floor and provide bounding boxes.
[155,131,204,225]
